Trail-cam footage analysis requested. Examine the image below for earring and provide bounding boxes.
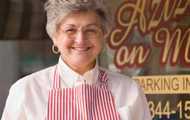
[52,45,59,54]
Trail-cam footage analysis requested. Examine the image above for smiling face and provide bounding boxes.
[53,11,105,74]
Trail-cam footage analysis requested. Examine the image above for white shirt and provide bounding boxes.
[1,58,151,120]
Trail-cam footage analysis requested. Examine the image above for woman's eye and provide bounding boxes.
[86,29,98,34]
[65,28,76,33]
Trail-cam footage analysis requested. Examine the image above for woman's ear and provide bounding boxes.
[51,32,59,46]
[103,28,111,38]
[103,31,109,40]
[51,33,60,54]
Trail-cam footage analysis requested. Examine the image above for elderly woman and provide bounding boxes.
[1,0,151,120]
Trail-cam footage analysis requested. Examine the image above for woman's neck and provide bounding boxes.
[62,59,96,75]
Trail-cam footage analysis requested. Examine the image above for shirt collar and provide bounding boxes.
[57,57,99,87]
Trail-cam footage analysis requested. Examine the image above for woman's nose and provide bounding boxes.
[75,30,86,43]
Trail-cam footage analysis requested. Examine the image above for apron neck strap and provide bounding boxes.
[98,69,108,83]
[52,65,61,89]
[53,66,108,89]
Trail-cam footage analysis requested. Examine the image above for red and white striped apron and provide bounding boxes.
[46,67,120,120]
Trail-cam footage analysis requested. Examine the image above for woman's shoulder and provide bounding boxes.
[10,65,56,92]
[100,67,141,93]
[100,67,142,105]
[100,67,136,87]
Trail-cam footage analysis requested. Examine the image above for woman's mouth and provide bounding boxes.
[71,47,91,52]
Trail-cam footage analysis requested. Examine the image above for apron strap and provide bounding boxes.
[52,65,60,89]
[98,69,108,82]
[98,69,109,89]
[53,66,108,89]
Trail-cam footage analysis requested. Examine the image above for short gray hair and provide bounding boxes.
[44,0,113,39]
